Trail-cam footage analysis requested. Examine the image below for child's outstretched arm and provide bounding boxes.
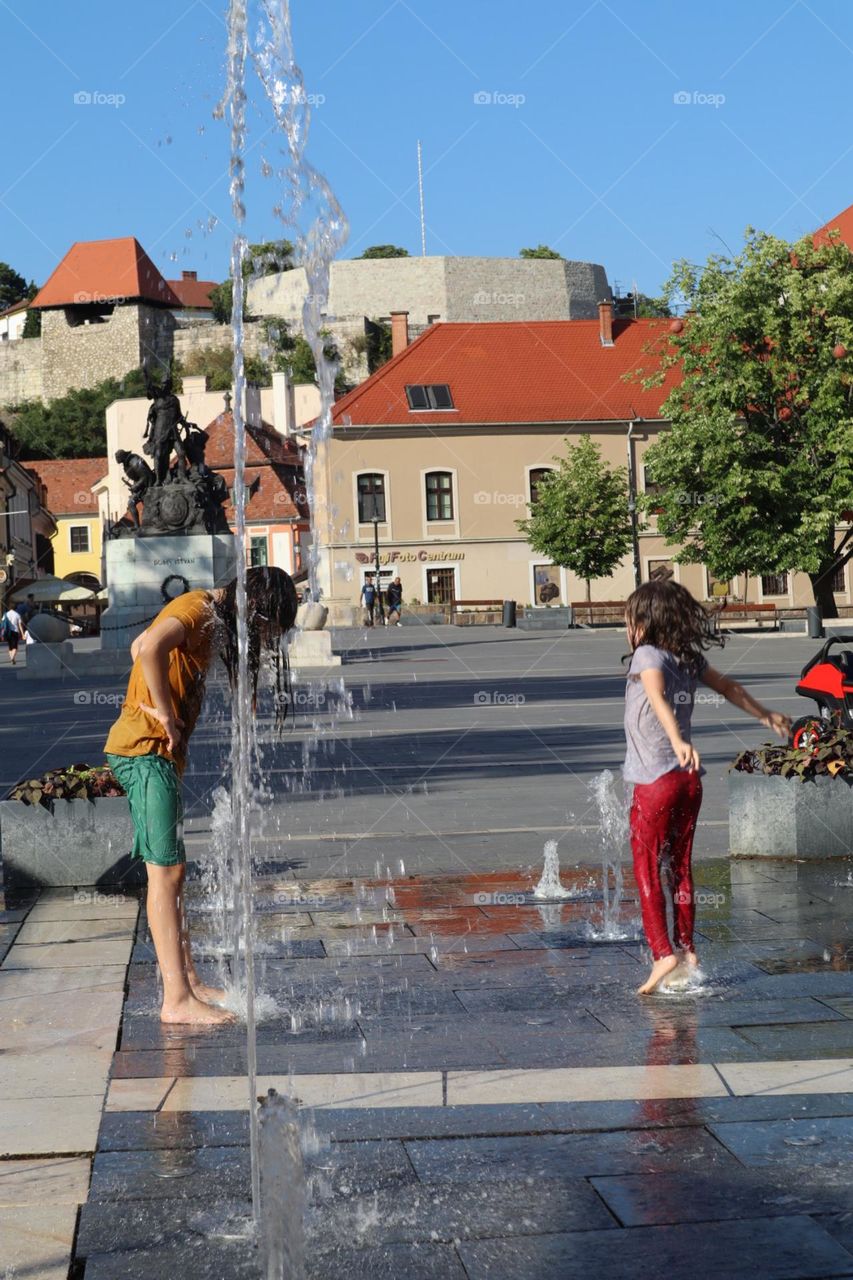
[701,665,790,739]
[639,668,700,771]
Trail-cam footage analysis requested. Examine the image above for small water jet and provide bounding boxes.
[533,839,571,900]
[587,770,633,939]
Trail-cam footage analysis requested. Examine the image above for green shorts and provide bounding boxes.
[106,752,186,867]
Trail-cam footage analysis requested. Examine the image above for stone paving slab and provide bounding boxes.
[456,1215,853,1279]
[0,1094,105,1156]
[0,1204,79,1280]
[404,1126,736,1182]
[591,1167,853,1226]
[709,1114,853,1166]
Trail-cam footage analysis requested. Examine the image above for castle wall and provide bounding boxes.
[41,304,174,400]
[0,337,44,405]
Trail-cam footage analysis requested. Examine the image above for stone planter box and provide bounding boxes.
[517,607,574,631]
[0,797,141,891]
[728,771,853,858]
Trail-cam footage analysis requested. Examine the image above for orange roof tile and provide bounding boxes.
[330,319,679,427]
[166,272,217,309]
[202,411,301,468]
[31,238,181,309]
[813,201,853,251]
[24,457,107,515]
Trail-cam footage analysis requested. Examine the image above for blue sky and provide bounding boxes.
[2,0,852,298]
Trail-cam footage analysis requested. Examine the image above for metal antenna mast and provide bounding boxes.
[417,140,427,256]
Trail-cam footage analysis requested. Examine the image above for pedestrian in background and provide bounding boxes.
[386,576,403,626]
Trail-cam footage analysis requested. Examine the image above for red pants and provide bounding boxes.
[629,769,703,960]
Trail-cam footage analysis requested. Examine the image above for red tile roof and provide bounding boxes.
[24,457,107,515]
[202,411,302,468]
[165,274,217,309]
[813,201,853,250]
[330,319,680,427]
[202,411,306,522]
[31,238,181,309]
[218,465,306,522]
[0,297,30,319]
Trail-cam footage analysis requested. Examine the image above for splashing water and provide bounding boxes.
[217,0,349,1264]
[588,770,630,938]
[258,1090,308,1278]
[534,840,571,900]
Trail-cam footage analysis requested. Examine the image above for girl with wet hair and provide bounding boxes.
[104,565,298,1024]
[623,576,790,994]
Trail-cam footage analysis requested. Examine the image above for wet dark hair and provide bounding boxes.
[624,576,723,675]
[214,566,299,732]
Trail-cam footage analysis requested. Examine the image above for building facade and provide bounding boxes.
[312,309,851,621]
[23,457,106,588]
[0,422,57,600]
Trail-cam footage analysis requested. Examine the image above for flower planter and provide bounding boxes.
[0,797,141,891]
[728,770,853,858]
[517,607,574,631]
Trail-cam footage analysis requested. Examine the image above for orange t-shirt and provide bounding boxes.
[103,591,217,776]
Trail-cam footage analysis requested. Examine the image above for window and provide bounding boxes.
[528,468,554,505]
[69,525,90,554]
[832,562,847,594]
[533,564,562,606]
[357,473,386,523]
[761,571,789,597]
[249,535,268,568]
[646,559,673,582]
[706,570,731,600]
[405,384,454,411]
[427,567,456,604]
[425,471,454,521]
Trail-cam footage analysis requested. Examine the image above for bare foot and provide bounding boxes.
[189,980,228,1006]
[637,954,679,995]
[683,950,700,969]
[161,995,236,1025]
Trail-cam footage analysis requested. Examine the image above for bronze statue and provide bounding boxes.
[142,374,188,485]
[116,449,155,528]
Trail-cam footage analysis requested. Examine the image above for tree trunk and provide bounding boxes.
[810,566,840,619]
[585,579,591,603]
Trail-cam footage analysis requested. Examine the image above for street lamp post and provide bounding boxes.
[372,515,385,625]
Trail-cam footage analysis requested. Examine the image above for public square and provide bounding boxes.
[4,625,853,1278]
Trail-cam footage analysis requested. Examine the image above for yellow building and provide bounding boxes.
[25,457,106,590]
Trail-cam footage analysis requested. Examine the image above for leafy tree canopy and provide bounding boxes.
[359,245,410,259]
[519,245,563,260]
[6,368,150,460]
[517,436,632,599]
[210,240,295,323]
[0,262,27,310]
[633,227,853,616]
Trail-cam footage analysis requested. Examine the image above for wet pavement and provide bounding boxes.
[1,857,849,1277]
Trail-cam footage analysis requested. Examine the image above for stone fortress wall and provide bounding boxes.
[0,255,612,408]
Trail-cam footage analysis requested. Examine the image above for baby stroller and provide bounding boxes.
[791,634,853,749]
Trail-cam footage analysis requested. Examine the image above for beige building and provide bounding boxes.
[312,309,849,621]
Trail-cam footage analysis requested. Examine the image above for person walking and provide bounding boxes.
[386,576,403,626]
[360,574,377,627]
[1,604,27,665]
[623,576,789,995]
[104,566,298,1024]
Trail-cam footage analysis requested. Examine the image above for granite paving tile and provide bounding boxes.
[816,1214,853,1259]
[446,1063,727,1106]
[709,1114,853,1166]
[2,938,133,968]
[0,1203,79,1280]
[118,1015,365,1050]
[457,1215,853,1280]
[0,1157,91,1207]
[97,1111,251,1151]
[110,1040,373,1078]
[0,1095,104,1156]
[590,997,847,1033]
[15,919,135,945]
[0,988,124,1050]
[24,898,139,922]
[0,965,127,995]
[731,1020,853,1058]
[591,1167,853,1225]
[0,1046,112,1098]
[404,1126,736,1183]
[717,1058,853,1095]
[540,1093,853,1131]
[161,1070,444,1111]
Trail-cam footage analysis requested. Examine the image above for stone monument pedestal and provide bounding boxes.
[101,533,238,650]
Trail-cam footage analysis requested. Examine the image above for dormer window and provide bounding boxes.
[405,384,454,411]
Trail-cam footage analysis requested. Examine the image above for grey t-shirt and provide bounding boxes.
[623,644,705,784]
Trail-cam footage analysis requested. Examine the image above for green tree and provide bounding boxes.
[210,239,295,324]
[178,346,269,391]
[517,436,632,600]
[6,369,154,459]
[359,245,410,259]
[634,228,853,617]
[0,262,27,310]
[617,291,671,319]
[519,245,562,260]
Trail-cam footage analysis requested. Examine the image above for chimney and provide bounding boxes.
[244,383,262,427]
[390,310,410,357]
[182,270,197,281]
[272,369,296,437]
[598,300,614,347]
